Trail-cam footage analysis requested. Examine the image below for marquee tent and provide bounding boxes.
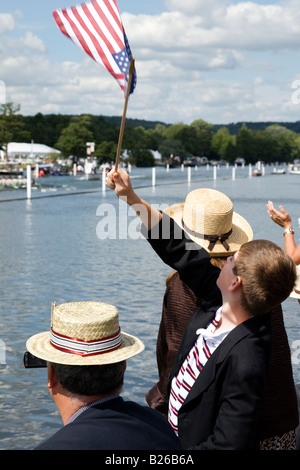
[2,142,61,159]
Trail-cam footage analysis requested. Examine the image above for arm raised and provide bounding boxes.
[267,200,300,264]
[106,169,162,231]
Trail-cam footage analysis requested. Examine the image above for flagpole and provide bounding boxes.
[114,57,135,172]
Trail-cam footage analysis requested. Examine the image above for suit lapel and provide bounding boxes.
[175,314,271,406]
[171,304,216,376]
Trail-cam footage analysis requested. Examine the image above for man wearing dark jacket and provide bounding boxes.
[24,301,181,450]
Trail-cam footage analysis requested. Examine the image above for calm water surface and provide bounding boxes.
[0,165,299,449]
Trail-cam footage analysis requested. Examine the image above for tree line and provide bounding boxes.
[1,102,300,167]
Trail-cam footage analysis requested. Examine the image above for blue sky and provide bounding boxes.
[0,0,300,125]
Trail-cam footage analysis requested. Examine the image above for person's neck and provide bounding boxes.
[56,393,118,425]
[216,302,251,333]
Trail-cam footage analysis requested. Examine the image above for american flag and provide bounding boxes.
[53,0,137,95]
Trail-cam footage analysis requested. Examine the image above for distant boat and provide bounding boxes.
[84,172,101,180]
[0,162,24,177]
[51,164,71,176]
[235,157,245,166]
[271,168,286,175]
[288,165,300,175]
[253,168,262,177]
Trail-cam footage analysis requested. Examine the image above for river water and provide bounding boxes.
[0,164,299,450]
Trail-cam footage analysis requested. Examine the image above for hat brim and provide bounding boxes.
[164,203,253,256]
[290,265,300,299]
[26,331,145,366]
[289,264,300,299]
[289,289,300,299]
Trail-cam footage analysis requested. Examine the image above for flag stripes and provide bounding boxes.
[53,0,136,94]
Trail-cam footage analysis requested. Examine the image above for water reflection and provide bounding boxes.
[0,165,299,449]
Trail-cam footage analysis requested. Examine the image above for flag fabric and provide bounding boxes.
[53,0,137,95]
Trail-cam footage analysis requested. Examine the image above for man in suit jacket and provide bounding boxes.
[24,301,181,450]
[106,169,297,450]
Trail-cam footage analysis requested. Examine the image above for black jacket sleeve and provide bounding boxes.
[141,213,222,306]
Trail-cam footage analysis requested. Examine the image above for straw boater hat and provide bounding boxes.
[290,265,300,299]
[164,188,253,256]
[26,301,145,365]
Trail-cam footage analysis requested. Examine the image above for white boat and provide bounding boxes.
[0,162,24,176]
[288,165,300,175]
[84,172,101,180]
[271,168,286,175]
[253,168,262,177]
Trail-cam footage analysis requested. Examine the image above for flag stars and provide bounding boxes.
[112,45,136,94]
[114,49,130,76]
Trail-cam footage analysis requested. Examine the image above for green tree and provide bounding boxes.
[177,125,199,155]
[236,124,256,164]
[160,120,214,157]
[158,138,186,161]
[90,115,119,144]
[190,119,214,156]
[251,130,273,163]
[143,127,164,151]
[211,127,234,161]
[23,113,71,147]
[154,123,167,136]
[131,149,155,167]
[293,135,300,159]
[263,125,298,163]
[0,102,29,156]
[163,122,186,141]
[224,139,238,164]
[94,140,117,164]
[55,115,94,158]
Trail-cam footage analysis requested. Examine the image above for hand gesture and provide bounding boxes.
[267,201,292,229]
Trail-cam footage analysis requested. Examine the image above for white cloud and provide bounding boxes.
[19,32,47,53]
[1,2,300,124]
[125,2,300,56]
[164,0,228,22]
[0,13,15,35]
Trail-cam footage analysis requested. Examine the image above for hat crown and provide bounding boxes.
[26,301,145,365]
[51,302,120,342]
[184,188,233,235]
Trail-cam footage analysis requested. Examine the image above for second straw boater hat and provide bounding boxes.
[290,265,300,300]
[164,188,253,256]
[26,301,145,365]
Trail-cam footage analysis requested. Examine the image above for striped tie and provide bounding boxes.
[168,309,231,434]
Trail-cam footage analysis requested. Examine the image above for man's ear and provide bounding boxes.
[229,276,242,292]
[48,363,59,390]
